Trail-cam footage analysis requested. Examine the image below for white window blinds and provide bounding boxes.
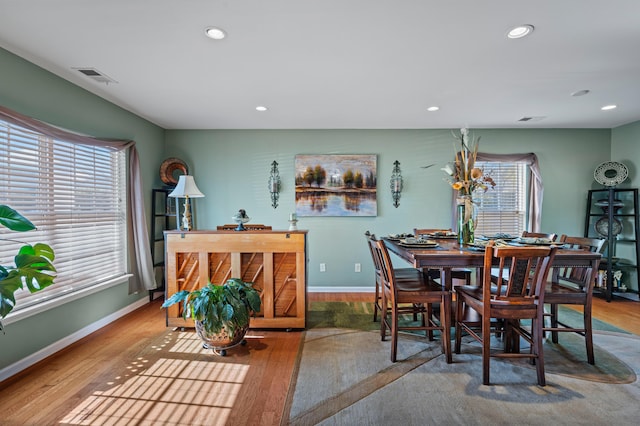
[0,118,127,311]
[473,161,527,236]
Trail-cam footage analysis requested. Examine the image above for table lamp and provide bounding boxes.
[168,175,204,231]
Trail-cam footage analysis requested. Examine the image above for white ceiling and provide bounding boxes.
[1,0,639,130]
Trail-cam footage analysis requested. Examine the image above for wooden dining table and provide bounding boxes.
[383,237,602,289]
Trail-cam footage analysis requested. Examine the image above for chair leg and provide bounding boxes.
[426,303,434,341]
[373,281,380,322]
[533,316,546,386]
[442,294,452,364]
[380,291,388,341]
[454,298,463,354]
[482,313,491,385]
[584,303,595,365]
[391,303,399,362]
[550,303,559,343]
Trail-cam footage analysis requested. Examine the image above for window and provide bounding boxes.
[474,161,527,236]
[0,118,127,313]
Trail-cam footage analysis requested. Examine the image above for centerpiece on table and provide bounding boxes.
[442,128,495,245]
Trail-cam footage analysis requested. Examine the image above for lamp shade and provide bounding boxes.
[168,175,205,198]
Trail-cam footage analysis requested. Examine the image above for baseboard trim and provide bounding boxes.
[309,287,374,293]
[0,297,149,383]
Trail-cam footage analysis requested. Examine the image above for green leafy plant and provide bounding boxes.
[162,278,261,336]
[0,205,57,332]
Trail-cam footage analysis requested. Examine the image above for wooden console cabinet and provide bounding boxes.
[164,230,307,329]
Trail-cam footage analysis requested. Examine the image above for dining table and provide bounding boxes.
[383,237,603,290]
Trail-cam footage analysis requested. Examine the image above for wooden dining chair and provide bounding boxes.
[455,242,557,386]
[375,238,452,363]
[413,228,472,285]
[544,235,605,365]
[365,232,426,322]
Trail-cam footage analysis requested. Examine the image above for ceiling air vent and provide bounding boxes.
[518,116,546,122]
[73,67,118,85]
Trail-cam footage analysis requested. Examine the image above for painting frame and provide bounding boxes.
[294,154,377,217]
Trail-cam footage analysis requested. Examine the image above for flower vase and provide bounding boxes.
[457,195,477,245]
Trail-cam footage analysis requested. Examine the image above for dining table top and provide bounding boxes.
[383,236,602,288]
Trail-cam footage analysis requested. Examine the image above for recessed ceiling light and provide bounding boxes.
[205,27,226,40]
[571,89,590,97]
[256,106,268,112]
[601,104,617,111]
[507,24,534,39]
[427,106,440,112]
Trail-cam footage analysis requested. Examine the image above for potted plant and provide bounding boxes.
[162,278,261,356]
[0,205,57,332]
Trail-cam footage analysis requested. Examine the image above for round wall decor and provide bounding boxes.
[160,158,188,185]
[593,161,628,187]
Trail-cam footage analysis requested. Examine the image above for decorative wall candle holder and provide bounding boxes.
[390,160,403,208]
[269,160,281,209]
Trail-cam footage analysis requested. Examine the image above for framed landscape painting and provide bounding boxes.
[295,154,377,216]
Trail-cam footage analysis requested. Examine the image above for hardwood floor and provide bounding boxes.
[0,292,637,425]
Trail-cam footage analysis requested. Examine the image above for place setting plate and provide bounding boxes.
[398,238,439,248]
[421,232,458,239]
[478,233,516,241]
[508,237,559,246]
[387,233,413,241]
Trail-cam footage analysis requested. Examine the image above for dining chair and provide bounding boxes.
[375,238,452,363]
[544,235,605,365]
[365,231,427,322]
[455,241,557,386]
[413,228,472,285]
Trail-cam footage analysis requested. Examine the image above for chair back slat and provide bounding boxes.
[365,232,383,277]
[522,231,558,241]
[375,239,396,298]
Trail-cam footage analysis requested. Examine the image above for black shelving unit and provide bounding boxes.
[584,188,639,302]
[149,188,179,301]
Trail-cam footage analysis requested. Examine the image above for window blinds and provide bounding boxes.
[474,161,527,236]
[0,119,126,311]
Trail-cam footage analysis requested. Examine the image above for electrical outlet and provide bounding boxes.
[355,263,361,272]
[320,263,326,272]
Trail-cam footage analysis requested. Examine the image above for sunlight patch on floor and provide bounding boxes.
[60,331,250,425]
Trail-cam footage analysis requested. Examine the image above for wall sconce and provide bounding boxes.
[269,160,281,209]
[390,160,403,208]
[168,175,205,231]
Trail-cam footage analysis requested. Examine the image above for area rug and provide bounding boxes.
[284,302,639,425]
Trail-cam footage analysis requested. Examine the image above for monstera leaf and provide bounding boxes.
[0,205,36,232]
[1,205,57,332]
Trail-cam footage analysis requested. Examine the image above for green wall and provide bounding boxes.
[611,121,640,289]
[612,121,640,188]
[164,128,612,289]
[0,47,164,369]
